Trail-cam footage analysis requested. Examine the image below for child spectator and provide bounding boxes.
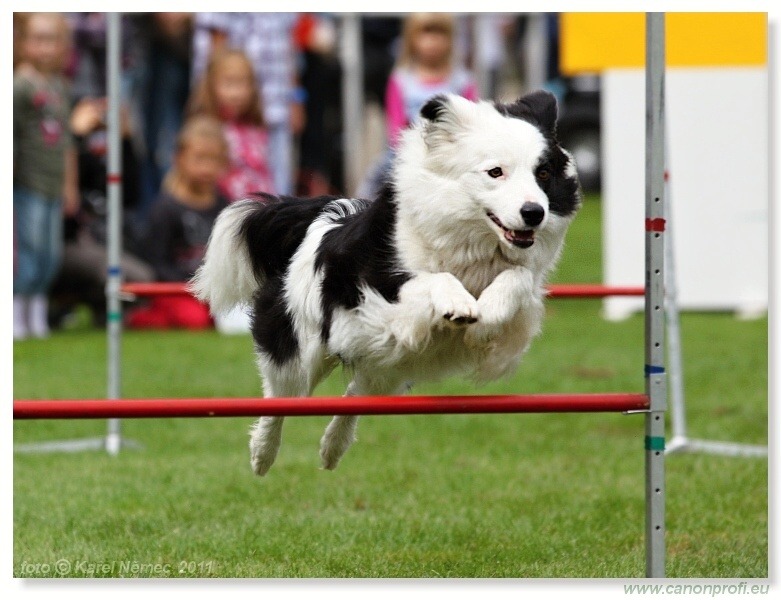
[188,48,275,201]
[358,13,478,199]
[49,97,154,328]
[191,13,302,196]
[126,116,229,329]
[13,13,79,340]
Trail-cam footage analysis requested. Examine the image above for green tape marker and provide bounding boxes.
[107,311,122,323]
[645,436,665,451]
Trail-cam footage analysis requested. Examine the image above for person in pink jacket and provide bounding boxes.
[359,13,478,199]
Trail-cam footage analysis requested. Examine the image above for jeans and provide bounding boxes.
[14,185,63,295]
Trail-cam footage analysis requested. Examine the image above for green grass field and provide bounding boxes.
[13,197,767,578]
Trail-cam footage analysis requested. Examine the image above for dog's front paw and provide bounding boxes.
[444,312,478,325]
[431,274,480,326]
[478,268,535,327]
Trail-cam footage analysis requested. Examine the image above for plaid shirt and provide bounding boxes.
[192,12,298,126]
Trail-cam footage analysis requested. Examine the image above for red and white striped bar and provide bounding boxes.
[120,282,645,299]
[14,394,649,420]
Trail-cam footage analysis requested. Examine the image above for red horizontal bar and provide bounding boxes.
[546,284,645,298]
[121,282,645,299]
[13,394,649,420]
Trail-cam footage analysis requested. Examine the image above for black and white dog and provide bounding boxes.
[191,91,581,475]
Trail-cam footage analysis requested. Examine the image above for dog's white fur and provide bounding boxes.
[191,93,580,475]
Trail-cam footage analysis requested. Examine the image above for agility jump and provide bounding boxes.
[118,281,646,300]
[13,13,668,578]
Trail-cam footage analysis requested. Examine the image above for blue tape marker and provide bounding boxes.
[108,266,122,277]
[645,365,665,376]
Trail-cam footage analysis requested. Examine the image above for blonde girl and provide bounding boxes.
[188,49,275,200]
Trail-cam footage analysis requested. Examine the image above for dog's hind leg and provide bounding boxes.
[319,375,406,471]
[319,380,360,472]
[250,416,285,477]
[250,357,313,476]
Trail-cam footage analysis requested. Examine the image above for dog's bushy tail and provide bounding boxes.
[189,200,261,314]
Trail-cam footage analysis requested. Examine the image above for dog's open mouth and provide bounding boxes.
[487,212,536,248]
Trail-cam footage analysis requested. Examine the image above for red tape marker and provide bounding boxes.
[107,174,122,184]
[645,218,666,232]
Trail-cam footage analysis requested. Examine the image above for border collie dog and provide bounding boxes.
[191,91,581,475]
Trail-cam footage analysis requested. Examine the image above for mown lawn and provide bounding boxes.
[13,197,767,578]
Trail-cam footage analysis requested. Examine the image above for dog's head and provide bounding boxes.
[416,91,581,251]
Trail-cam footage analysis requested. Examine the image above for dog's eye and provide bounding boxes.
[487,167,503,178]
[536,166,551,181]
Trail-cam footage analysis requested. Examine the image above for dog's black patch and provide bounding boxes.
[240,193,343,365]
[497,90,558,135]
[316,184,412,343]
[251,275,298,366]
[497,91,582,217]
[239,193,340,281]
[537,147,581,218]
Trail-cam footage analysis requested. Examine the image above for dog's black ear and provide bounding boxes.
[503,90,558,134]
[419,94,472,150]
[420,95,449,122]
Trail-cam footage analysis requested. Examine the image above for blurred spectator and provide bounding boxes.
[67,13,112,98]
[138,12,193,221]
[358,13,478,199]
[66,13,145,121]
[471,14,513,100]
[191,13,302,195]
[66,12,151,236]
[294,13,341,197]
[126,116,229,330]
[188,48,275,200]
[49,98,154,328]
[14,13,29,70]
[361,16,403,107]
[13,13,79,340]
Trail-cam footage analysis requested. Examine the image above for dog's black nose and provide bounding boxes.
[521,202,545,227]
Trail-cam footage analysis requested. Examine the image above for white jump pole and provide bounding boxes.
[105,11,123,455]
[644,12,666,578]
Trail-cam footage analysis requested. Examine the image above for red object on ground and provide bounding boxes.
[125,296,212,329]
[122,282,193,297]
[121,282,646,299]
[13,394,650,420]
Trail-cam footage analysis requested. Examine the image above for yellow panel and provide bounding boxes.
[667,14,767,68]
[560,13,767,75]
[560,13,645,74]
